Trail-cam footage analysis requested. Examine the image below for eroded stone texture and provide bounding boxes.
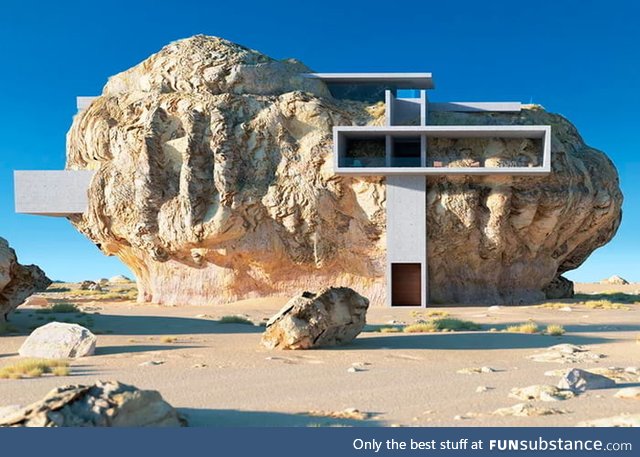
[261,287,370,349]
[66,35,623,306]
[0,381,185,427]
[0,237,51,321]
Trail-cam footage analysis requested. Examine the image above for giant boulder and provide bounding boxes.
[66,35,623,306]
[0,237,51,321]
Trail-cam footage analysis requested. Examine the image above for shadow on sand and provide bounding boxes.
[8,314,263,336]
[95,344,203,355]
[343,332,612,351]
[180,408,383,427]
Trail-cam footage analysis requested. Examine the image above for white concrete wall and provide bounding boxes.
[386,175,427,307]
[14,170,95,216]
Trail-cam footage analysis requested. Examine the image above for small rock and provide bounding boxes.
[509,385,575,402]
[614,387,640,400]
[476,386,490,393]
[557,368,616,393]
[493,403,567,417]
[559,306,573,312]
[347,366,364,373]
[578,414,640,427]
[528,344,604,364]
[19,322,96,359]
[139,360,165,366]
[457,366,496,374]
[191,363,208,369]
[453,415,465,420]
[488,306,501,311]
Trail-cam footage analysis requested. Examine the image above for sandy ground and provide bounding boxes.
[1,282,639,427]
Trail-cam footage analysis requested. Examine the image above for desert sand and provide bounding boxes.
[1,282,639,427]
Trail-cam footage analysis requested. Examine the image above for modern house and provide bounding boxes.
[14,73,551,307]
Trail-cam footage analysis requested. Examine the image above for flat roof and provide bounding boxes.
[304,73,435,89]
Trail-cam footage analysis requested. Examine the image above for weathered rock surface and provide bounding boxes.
[0,381,185,427]
[66,35,623,306]
[261,287,369,349]
[0,237,51,321]
[614,387,640,400]
[603,275,629,285]
[509,384,575,402]
[19,322,96,359]
[528,344,604,364]
[543,275,574,299]
[80,280,101,291]
[577,414,640,427]
[557,368,616,393]
[492,403,567,417]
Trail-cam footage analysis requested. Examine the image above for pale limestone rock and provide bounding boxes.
[457,366,496,374]
[261,287,369,350]
[602,275,629,285]
[614,387,640,400]
[0,381,185,427]
[509,384,575,402]
[577,414,640,427]
[66,35,623,306]
[528,344,604,364]
[0,237,51,321]
[493,403,567,417]
[557,368,616,393]
[19,322,96,359]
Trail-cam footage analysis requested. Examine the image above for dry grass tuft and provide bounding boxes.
[218,315,254,325]
[583,300,630,311]
[379,327,401,333]
[545,324,566,336]
[0,359,70,379]
[36,303,80,314]
[505,321,540,334]
[403,318,481,333]
[160,336,178,343]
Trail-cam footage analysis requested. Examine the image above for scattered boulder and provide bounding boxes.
[493,403,567,417]
[577,414,640,427]
[602,275,629,285]
[528,344,604,363]
[543,275,574,299]
[557,368,616,393]
[261,287,369,350]
[614,387,640,400]
[509,385,575,402]
[0,237,51,321]
[109,275,132,284]
[79,280,101,291]
[19,322,96,359]
[0,381,185,427]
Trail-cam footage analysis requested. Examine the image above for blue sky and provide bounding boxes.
[0,0,638,282]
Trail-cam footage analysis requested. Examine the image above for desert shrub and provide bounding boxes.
[432,318,481,331]
[583,300,630,311]
[0,359,69,379]
[545,324,565,336]
[36,303,80,314]
[505,322,540,334]
[160,336,178,343]
[218,315,254,325]
[379,327,401,333]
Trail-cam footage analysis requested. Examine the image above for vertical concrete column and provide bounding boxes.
[386,175,427,307]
